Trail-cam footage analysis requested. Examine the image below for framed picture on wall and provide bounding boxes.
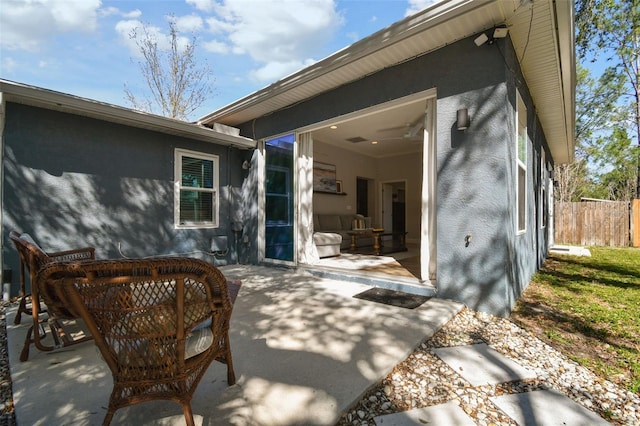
[313,162,337,192]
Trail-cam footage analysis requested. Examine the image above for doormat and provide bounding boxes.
[353,287,432,309]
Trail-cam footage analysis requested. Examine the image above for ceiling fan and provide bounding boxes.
[375,118,424,142]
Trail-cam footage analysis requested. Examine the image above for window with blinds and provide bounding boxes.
[175,149,219,228]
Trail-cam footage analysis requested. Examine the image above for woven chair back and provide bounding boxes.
[36,257,236,426]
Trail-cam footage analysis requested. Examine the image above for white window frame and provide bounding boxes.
[174,148,219,229]
[541,150,547,229]
[516,91,527,235]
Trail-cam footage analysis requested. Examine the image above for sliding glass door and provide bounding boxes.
[264,134,295,261]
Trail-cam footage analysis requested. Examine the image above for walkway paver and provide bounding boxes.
[432,343,536,386]
[373,401,476,425]
[490,389,611,425]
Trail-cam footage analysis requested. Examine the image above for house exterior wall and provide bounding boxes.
[233,34,552,316]
[1,102,250,297]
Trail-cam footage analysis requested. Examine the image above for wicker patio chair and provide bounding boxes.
[9,231,96,361]
[37,257,236,426]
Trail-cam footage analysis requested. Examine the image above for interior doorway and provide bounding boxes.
[356,177,374,217]
[381,181,406,235]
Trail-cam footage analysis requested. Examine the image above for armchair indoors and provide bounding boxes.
[9,231,96,361]
[36,257,236,426]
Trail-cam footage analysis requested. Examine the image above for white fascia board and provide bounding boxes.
[554,0,576,163]
[198,0,492,125]
[0,80,255,150]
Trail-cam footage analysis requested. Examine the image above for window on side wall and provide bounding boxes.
[175,148,219,228]
[516,91,527,234]
[541,150,547,229]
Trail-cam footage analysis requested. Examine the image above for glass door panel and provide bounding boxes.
[265,134,295,261]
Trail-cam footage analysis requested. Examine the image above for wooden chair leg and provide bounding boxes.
[13,264,29,325]
[102,409,115,426]
[19,326,34,362]
[13,295,28,325]
[21,295,55,361]
[182,403,196,426]
[227,362,236,385]
[225,333,236,385]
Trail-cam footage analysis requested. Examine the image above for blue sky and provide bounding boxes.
[1,0,440,120]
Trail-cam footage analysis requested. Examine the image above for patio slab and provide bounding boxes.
[373,401,476,425]
[432,343,537,386]
[489,389,610,425]
[7,264,463,426]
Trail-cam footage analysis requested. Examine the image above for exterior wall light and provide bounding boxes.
[457,108,470,131]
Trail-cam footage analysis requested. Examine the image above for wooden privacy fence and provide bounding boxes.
[554,201,637,247]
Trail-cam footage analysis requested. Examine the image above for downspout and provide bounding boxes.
[0,92,6,297]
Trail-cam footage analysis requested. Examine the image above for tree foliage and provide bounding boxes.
[554,160,590,202]
[124,18,213,120]
[592,126,638,200]
[575,0,639,200]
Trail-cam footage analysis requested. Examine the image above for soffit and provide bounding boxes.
[200,0,575,163]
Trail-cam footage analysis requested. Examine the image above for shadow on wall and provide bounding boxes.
[437,83,524,317]
[1,145,246,295]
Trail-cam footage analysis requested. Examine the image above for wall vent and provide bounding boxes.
[346,136,367,143]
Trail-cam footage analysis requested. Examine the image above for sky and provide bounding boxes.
[0,0,441,121]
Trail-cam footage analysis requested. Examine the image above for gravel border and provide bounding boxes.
[336,307,640,426]
[0,301,16,426]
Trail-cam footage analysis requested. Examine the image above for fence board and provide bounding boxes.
[554,201,630,247]
[633,199,640,248]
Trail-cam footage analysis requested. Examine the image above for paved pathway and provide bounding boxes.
[374,343,610,425]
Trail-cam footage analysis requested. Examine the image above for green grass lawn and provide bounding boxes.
[511,246,640,394]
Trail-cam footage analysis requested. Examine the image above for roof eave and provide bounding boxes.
[0,79,255,149]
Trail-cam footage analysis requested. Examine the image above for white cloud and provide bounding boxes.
[115,19,145,53]
[250,59,316,82]
[203,0,343,82]
[115,18,193,56]
[175,14,204,32]
[203,39,229,54]
[186,0,216,13]
[99,7,120,18]
[0,0,101,51]
[123,9,143,19]
[1,57,18,74]
[405,0,444,17]
[100,7,142,19]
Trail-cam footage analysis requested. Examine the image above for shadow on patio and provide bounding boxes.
[7,265,462,425]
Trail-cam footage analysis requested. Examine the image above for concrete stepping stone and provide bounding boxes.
[490,389,610,425]
[373,401,476,425]
[432,343,536,386]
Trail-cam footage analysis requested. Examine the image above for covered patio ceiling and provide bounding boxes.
[199,0,575,164]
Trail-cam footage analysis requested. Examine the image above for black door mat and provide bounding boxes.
[353,287,432,309]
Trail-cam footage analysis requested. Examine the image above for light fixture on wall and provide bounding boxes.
[457,108,470,131]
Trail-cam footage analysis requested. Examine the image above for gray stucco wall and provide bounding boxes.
[2,102,252,296]
[235,34,553,316]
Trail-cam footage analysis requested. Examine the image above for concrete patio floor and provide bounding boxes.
[7,264,463,426]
